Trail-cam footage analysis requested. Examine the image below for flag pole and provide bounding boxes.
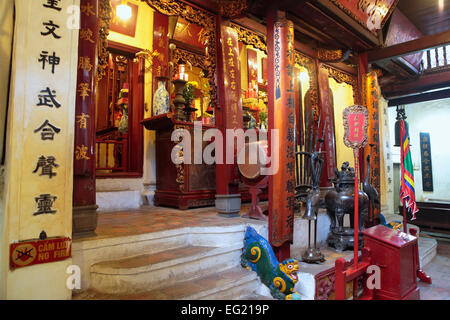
[353,148,360,269]
[402,199,407,233]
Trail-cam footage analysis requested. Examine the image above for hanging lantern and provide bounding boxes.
[394,105,408,147]
[116,0,132,21]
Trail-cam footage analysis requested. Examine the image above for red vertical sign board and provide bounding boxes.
[152,12,169,92]
[216,25,243,193]
[343,105,369,150]
[343,104,369,268]
[73,0,99,206]
[269,18,295,249]
[10,238,72,270]
[221,26,243,131]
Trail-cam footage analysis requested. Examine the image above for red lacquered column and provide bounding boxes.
[267,10,295,261]
[215,19,244,216]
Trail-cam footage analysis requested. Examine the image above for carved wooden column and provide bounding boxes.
[214,18,244,215]
[267,10,295,261]
[364,70,382,226]
[72,0,101,236]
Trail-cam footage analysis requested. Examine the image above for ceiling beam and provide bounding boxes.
[388,88,450,107]
[382,69,450,98]
[368,30,450,63]
[315,0,380,46]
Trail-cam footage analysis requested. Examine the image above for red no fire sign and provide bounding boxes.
[10,237,72,270]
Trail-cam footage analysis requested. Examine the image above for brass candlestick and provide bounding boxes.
[172,79,187,121]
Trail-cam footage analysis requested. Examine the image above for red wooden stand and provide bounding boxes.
[241,177,268,221]
[334,248,374,300]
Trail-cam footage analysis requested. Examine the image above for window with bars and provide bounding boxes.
[422,45,450,72]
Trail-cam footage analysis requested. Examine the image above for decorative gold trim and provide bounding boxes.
[172,47,205,69]
[142,0,217,107]
[318,49,343,62]
[322,65,357,87]
[294,51,314,68]
[322,64,360,104]
[215,0,248,19]
[230,23,267,53]
[97,0,112,82]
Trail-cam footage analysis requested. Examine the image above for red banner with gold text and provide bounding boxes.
[269,18,295,248]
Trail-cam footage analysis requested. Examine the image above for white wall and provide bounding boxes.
[388,99,450,203]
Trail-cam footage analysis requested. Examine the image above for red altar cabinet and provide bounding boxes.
[141,114,216,209]
[362,225,420,300]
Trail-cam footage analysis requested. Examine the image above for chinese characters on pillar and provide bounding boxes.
[7,0,79,245]
[365,71,381,217]
[270,19,295,247]
[420,133,433,192]
[73,0,98,177]
[221,26,243,130]
[29,0,68,217]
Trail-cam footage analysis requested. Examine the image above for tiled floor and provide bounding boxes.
[419,239,450,300]
[74,203,263,242]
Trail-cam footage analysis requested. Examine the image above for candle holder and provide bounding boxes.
[172,78,187,121]
[183,105,198,122]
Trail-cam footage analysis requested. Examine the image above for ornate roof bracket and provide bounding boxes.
[230,23,267,53]
[321,64,359,103]
[318,48,352,63]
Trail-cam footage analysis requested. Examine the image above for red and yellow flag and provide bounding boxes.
[400,120,419,220]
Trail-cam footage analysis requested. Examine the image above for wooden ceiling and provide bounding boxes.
[397,0,450,35]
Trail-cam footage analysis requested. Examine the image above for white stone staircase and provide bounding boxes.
[72,224,269,300]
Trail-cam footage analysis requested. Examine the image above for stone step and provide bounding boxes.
[90,244,243,295]
[74,267,259,300]
[73,228,192,291]
[240,293,275,300]
[73,224,257,292]
[96,190,142,211]
[418,236,438,268]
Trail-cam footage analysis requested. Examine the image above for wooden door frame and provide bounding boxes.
[96,40,144,178]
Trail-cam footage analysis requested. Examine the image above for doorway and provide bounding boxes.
[95,42,144,178]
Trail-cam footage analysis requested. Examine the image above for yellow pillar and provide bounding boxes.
[0,0,79,299]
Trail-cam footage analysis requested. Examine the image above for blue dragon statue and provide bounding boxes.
[241,226,301,300]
